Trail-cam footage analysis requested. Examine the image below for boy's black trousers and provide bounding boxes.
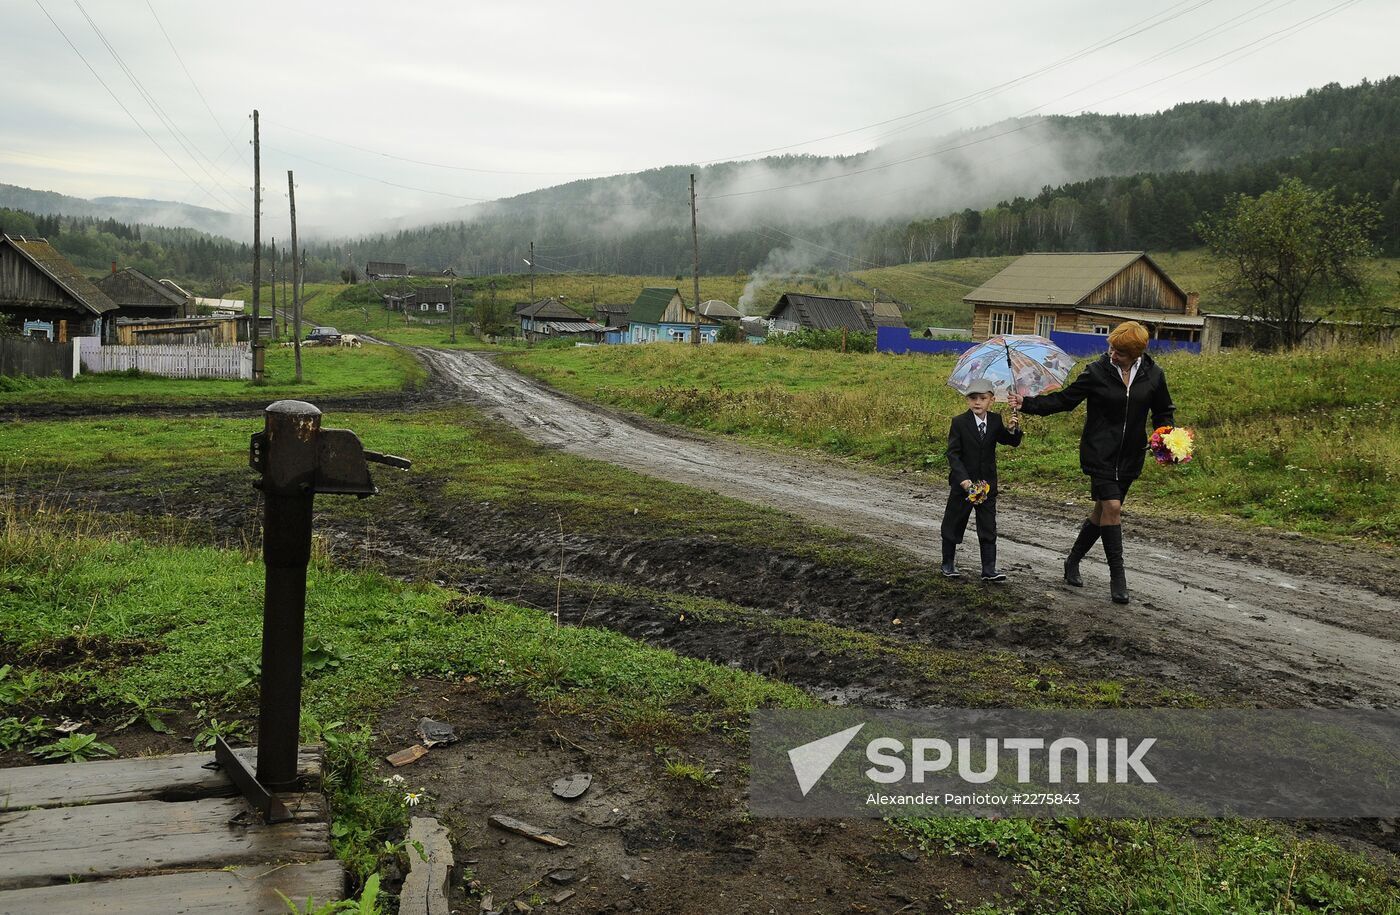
[940,487,996,546]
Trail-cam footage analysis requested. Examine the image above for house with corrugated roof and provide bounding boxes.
[518,298,605,343]
[626,287,727,343]
[766,293,906,334]
[0,234,116,341]
[962,252,1201,343]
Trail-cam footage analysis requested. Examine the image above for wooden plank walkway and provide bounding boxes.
[0,747,344,913]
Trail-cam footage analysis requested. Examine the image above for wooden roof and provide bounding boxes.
[1,234,116,315]
[767,294,875,332]
[95,267,187,310]
[365,261,408,277]
[518,297,587,321]
[962,252,1185,306]
[415,285,453,304]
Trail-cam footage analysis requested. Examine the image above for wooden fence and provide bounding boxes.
[0,336,75,379]
[79,341,253,380]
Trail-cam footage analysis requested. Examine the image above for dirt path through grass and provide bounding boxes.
[419,347,1400,707]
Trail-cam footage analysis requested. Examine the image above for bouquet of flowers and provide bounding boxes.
[966,480,992,504]
[1149,426,1194,465]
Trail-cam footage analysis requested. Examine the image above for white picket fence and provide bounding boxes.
[78,341,253,380]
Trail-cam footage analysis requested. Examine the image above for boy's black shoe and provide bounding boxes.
[979,542,1006,581]
[941,538,961,577]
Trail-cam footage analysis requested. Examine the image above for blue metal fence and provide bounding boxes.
[878,326,1200,357]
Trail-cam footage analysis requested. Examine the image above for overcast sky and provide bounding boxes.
[2,0,1395,236]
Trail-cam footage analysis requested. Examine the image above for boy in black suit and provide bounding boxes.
[942,378,1022,580]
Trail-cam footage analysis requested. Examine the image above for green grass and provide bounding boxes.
[900,817,1399,914]
[506,343,1400,543]
[0,344,424,405]
[0,407,931,576]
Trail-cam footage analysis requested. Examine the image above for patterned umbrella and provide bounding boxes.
[947,334,1077,402]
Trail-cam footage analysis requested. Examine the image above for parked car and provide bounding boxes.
[305,326,342,345]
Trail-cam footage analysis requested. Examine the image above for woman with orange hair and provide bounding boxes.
[1009,322,1175,604]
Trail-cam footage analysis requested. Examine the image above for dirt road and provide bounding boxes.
[420,348,1400,708]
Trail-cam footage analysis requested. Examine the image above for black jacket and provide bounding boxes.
[1019,352,1175,482]
[945,410,1022,487]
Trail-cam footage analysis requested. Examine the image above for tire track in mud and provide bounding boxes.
[418,347,1400,707]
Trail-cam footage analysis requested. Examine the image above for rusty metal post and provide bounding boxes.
[255,399,322,788]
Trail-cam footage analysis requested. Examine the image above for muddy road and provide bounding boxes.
[419,348,1400,708]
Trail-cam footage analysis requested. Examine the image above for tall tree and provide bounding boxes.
[1197,178,1380,348]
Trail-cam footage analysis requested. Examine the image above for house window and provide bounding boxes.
[670,329,688,342]
[436,303,446,312]
[990,311,1015,336]
[1036,313,1056,337]
[419,303,429,312]
[1092,324,1110,335]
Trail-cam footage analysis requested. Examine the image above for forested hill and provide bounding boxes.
[0,184,246,239]
[350,78,1400,274]
[5,78,1399,284]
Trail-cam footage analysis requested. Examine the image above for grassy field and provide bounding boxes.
[507,343,1400,543]
[0,343,424,405]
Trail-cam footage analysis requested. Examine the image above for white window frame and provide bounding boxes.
[419,302,429,312]
[436,302,446,312]
[989,310,1015,336]
[1036,313,1056,337]
[1092,324,1111,335]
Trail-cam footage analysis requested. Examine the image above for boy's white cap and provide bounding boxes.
[962,378,995,395]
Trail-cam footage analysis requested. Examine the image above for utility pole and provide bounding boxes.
[529,241,535,301]
[690,173,701,346]
[281,247,288,337]
[269,236,276,339]
[288,170,302,383]
[447,268,457,343]
[252,109,263,379]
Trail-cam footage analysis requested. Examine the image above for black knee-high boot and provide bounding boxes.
[941,538,961,578]
[1063,519,1101,587]
[1100,524,1129,604]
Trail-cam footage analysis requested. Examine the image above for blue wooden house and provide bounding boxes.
[627,287,727,343]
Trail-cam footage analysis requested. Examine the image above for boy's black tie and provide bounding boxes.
[977,419,987,438]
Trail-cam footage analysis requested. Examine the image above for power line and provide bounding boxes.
[145,0,251,170]
[72,0,250,216]
[263,118,623,178]
[868,0,1291,145]
[701,0,1363,203]
[265,144,682,211]
[692,0,1216,165]
[32,0,242,217]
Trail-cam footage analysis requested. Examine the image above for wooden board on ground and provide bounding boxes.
[0,747,343,911]
[0,794,330,890]
[0,746,321,811]
[399,816,454,915]
[0,859,346,915]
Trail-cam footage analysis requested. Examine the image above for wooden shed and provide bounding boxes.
[366,261,408,279]
[95,266,189,341]
[963,252,1201,342]
[0,234,116,341]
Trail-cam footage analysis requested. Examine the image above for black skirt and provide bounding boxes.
[1090,477,1133,502]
